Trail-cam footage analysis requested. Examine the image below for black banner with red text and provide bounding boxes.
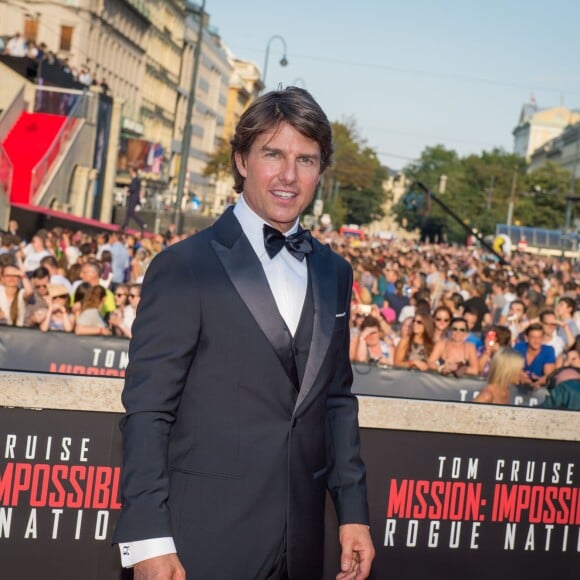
[324,429,579,579]
[0,407,124,579]
[0,406,577,578]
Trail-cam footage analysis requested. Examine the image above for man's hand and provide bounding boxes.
[336,523,375,580]
[134,553,185,580]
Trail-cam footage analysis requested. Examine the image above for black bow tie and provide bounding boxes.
[263,224,313,262]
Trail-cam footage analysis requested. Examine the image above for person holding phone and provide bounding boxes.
[478,325,512,376]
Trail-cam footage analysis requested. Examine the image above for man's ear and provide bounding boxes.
[234,152,247,178]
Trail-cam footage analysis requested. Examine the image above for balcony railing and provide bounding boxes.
[0,145,13,200]
[29,90,88,203]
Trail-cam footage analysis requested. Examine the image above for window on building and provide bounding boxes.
[24,18,39,43]
[60,25,74,52]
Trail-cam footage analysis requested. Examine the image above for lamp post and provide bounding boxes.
[174,0,206,233]
[261,35,288,93]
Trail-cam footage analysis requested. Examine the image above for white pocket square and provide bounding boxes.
[336,312,346,318]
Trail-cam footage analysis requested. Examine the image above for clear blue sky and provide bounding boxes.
[207,0,580,171]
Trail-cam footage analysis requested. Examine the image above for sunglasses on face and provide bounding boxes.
[413,319,424,325]
[53,294,69,299]
[435,317,450,323]
[128,294,140,299]
[451,327,467,333]
[115,293,128,298]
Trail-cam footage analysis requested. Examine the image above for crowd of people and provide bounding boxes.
[330,234,580,408]
[0,219,187,338]
[1,218,580,408]
[1,30,109,90]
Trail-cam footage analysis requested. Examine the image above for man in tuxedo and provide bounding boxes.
[113,87,374,580]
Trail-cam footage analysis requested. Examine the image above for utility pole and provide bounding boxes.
[174,0,206,234]
[507,172,518,230]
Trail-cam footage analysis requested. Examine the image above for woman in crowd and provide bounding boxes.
[74,286,111,336]
[394,311,434,371]
[428,316,479,376]
[39,284,74,332]
[432,305,452,342]
[355,315,394,366]
[443,292,464,319]
[478,325,512,376]
[0,264,33,326]
[109,283,130,337]
[474,348,524,405]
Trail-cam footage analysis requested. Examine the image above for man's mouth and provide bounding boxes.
[271,190,297,200]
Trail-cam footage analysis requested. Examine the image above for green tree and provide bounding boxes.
[203,138,231,181]
[323,120,389,225]
[516,162,576,229]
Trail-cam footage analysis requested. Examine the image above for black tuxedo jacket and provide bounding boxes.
[113,208,369,579]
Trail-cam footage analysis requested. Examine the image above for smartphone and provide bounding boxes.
[487,330,497,346]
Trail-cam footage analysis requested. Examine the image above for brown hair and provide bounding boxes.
[230,87,333,193]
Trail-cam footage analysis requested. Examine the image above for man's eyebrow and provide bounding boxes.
[259,145,320,159]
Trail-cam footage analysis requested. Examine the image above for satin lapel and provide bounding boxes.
[294,242,336,411]
[210,210,295,380]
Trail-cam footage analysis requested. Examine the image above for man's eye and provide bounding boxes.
[298,156,314,165]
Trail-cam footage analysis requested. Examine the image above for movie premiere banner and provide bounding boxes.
[0,328,544,405]
[0,407,124,580]
[324,429,579,580]
[0,403,578,578]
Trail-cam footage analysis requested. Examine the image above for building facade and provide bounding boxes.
[513,101,580,160]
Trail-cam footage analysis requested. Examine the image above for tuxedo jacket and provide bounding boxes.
[113,208,369,579]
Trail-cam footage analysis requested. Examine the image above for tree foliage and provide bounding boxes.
[322,119,389,226]
[203,138,231,180]
[393,144,578,241]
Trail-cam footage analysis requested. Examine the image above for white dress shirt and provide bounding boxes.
[119,195,309,567]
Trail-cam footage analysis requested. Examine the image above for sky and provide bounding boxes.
[207,0,580,171]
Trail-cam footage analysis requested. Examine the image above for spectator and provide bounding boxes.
[474,348,524,405]
[394,312,434,371]
[24,266,51,328]
[109,231,130,287]
[428,316,479,377]
[111,283,141,339]
[22,235,51,273]
[443,291,464,319]
[514,323,556,388]
[39,284,75,332]
[40,255,73,295]
[76,261,115,315]
[355,315,394,366]
[74,286,111,336]
[5,32,27,57]
[432,305,452,342]
[555,296,578,349]
[0,264,33,326]
[478,325,512,376]
[539,308,566,361]
[463,305,484,352]
[504,299,528,345]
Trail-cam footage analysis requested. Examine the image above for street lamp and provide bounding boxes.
[261,35,288,93]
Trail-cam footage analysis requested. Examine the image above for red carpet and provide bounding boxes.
[2,112,67,204]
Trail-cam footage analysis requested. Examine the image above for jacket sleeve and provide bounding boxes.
[325,261,370,526]
[113,248,201,543]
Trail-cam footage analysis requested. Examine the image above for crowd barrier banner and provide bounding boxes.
[323,428,579,580]
[0,327,128,377]
[352,363,546,406]
[0,328,546,405]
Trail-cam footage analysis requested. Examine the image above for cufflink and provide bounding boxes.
[122,545,130,556]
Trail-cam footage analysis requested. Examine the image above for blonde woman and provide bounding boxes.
[474,348,524,405]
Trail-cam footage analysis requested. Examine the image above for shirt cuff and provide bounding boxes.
[119,537,176,568]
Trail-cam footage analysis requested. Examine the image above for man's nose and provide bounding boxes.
[278,158,297,183]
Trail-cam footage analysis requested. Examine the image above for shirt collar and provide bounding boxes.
[233,194,300,259]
